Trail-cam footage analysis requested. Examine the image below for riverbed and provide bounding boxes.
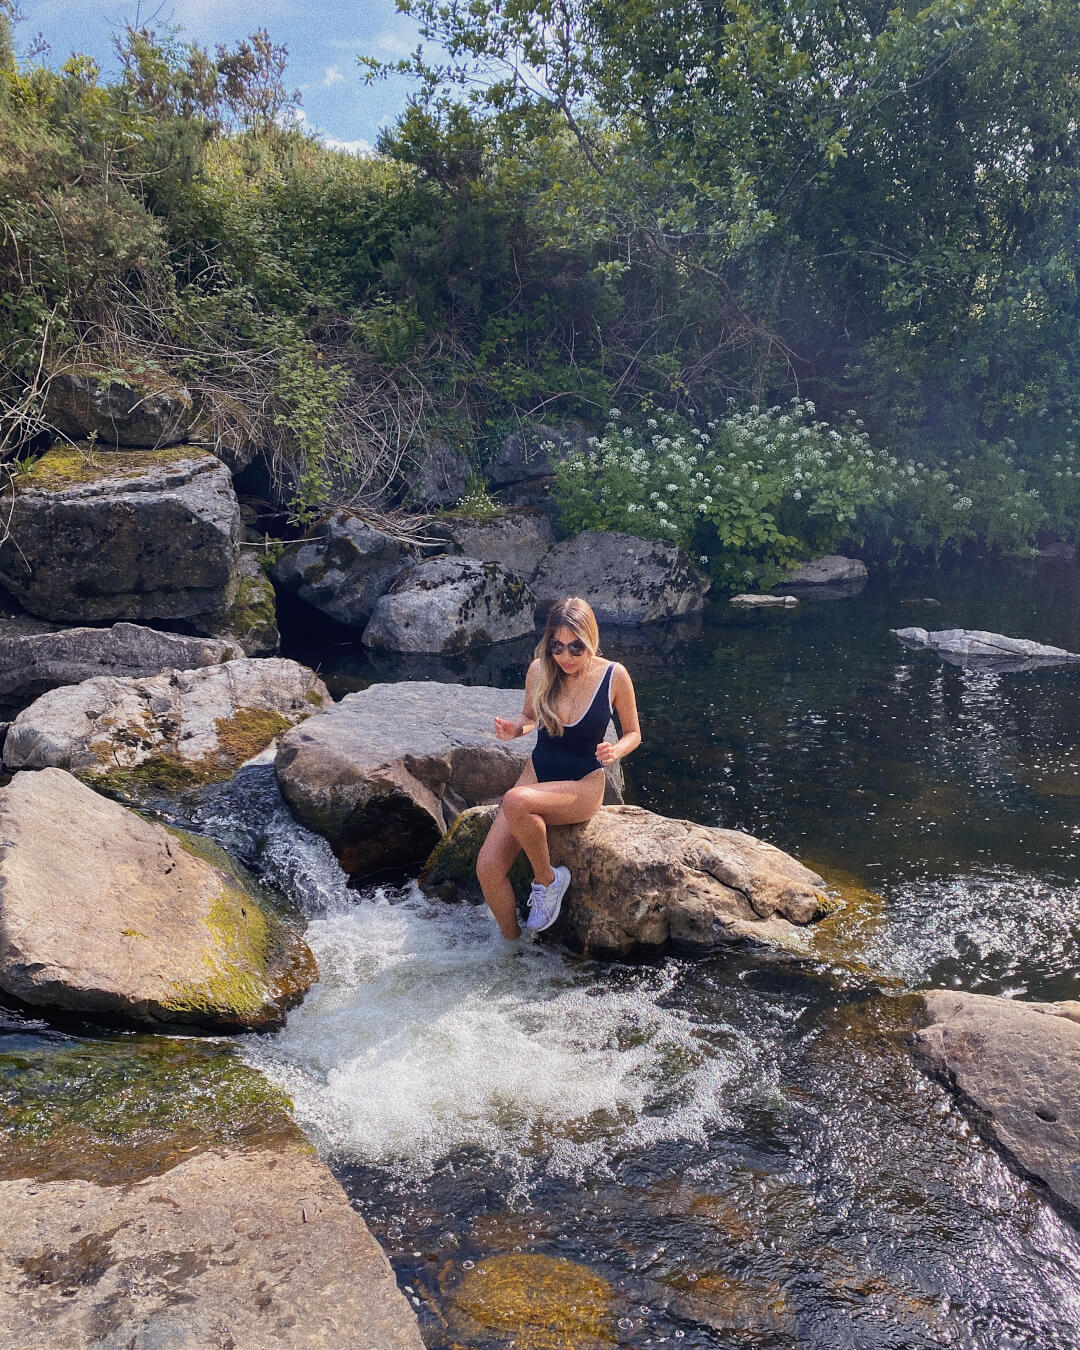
[6,558,1080,1347]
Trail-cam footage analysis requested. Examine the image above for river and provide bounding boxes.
[7,558,1080,1347]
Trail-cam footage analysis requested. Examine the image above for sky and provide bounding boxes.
[18,0,430,152]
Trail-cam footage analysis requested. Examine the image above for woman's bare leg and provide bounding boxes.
[500,771,605,887]
[476,808,526,938]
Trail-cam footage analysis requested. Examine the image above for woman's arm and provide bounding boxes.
[494,659,541,740]
[595,663,641,765]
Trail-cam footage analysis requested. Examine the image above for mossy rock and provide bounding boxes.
[12,444,209,493]
[420,804,532,908]
[444,1253,617,1350]
[213,557,280,656]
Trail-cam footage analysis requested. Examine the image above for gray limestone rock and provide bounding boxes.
[487,422,589,487]
[915,990,1080,1220]
[532,530,710,625]
[400,437,470,510]
[362,555,536,652]
[423,510,554,580]
[210,551,280,656]
[0,447,241,628]
[0,1143,424,1348]
[774,555,868,594]
[42,371,195,447]
[893,626,1080,671]
[730,593,798,608]
[3,657,331,790]
[0,622,241,710]
[422,803,830,958]
[270,510,411,627]
[0,767,316,1028]
[275,680,622,875]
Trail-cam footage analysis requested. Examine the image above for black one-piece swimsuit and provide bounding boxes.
[531,662,615,783]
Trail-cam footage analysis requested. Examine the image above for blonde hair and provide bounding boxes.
[532,597,601,736]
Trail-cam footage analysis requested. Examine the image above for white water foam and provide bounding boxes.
[244,884,758,1184]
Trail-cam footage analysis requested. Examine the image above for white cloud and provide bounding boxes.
[323,65,345,86]
[321,134,374,156]
[369,28,415,58]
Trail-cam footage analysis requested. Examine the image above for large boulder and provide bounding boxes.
[0,622,241,710]
[0,768,316,1029]
[0,1038,423,1348]
[270,510,412,627]
[276,681,623,875]
[362,556,536,652]
[914,990,1080,1220]
[42,371,195,448]
[0,446,241,628]
[893,627,1080,672]
[532,531,710,625]
[423,510,554,581]
[487,422,589,488]
[3,657,331,798]
[774,555,868,592]
[421,803,830,958]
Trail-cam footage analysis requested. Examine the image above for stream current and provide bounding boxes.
[8,558,1080,1346]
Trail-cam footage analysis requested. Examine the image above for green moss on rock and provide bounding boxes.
[13,445,207,492]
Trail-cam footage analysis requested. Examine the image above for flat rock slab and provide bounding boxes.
[776,555,868,588]
[915,990,1080,1220]
[0,623,241,710]
[532,531,710,625]
[730,593,798,608]
[0,768,315,1028]
[276,681,622,875]
[423,510,554,580]
[0,1144,424,1350]
[422,803,830,958]
[3,657,331,794]
[362,556,536,652]
[0,447,240,626]
[893,627,1080,672]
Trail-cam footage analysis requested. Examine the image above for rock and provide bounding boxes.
[400,437,470,510]
[892,627,1080,672]
[532,531,710,625]
[421,803,829,958]
[777,555,868,588]
[0,622,241,711]
[276,681,623,875]
[3,657,331,797]
[730,593,798,608]
[487,422,589,487]
[362,556,536,652]
[270,510,412,627]
[0,767,316,1028]
[0,446,241,628]
[915,990,1080,1220]
[41,371,195,448]
[210,551,280,655]
[423,509,554,580]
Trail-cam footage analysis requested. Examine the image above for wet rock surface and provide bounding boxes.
[42,371,195,448]
[730,593,799,608]
[0,447,241,627]
[532,530,710,625]
[2,656,331,793]
[422,509,554,580]
[422,803,830,958]
[893,626,1080,671]
[914,989,1080,1220]
[0,622,241,711]
[0,767,316,1028]
[776,555,868,589]
[362,555,536,652]
[270,510,412,627]
[276,680,622,875]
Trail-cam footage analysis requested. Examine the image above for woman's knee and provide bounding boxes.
[501,785,532,819]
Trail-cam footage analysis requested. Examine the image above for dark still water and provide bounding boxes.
[241,558,1080,1349]
[5,559,1080,1348]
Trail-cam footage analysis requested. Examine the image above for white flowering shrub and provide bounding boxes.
[550,401,1050,579]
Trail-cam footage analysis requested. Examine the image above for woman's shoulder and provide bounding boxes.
[607,660,634,690]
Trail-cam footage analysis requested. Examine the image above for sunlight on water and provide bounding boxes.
[245,886,757,1186]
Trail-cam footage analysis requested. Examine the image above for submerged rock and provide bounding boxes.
[270,510,411,627]
[362,556,536,652]
[276,681,622,875]
[42,371,195,448]
[893,627,1080,671]
[0,623,241,710]
[914,990,1080,1220]
[532,531,710,625]
[0,446,240,628]
[421,803,830,958]
[0,768,316,1029]
[2,657,331,797]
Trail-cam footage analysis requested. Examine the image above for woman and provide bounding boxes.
[478,596,641,939]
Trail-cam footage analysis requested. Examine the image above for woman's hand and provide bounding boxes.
[595,740,618,765]
[494,716,520,740]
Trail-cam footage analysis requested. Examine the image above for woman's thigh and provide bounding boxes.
[509,770,605,826]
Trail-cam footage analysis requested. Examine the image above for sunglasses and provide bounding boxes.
[549,638,588,656]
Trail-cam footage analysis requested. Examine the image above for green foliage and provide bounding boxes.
[270,334,350,524]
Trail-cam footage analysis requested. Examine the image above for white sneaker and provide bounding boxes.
[525,865,571,932]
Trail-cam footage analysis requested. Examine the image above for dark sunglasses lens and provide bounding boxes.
[550,639,587,656]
